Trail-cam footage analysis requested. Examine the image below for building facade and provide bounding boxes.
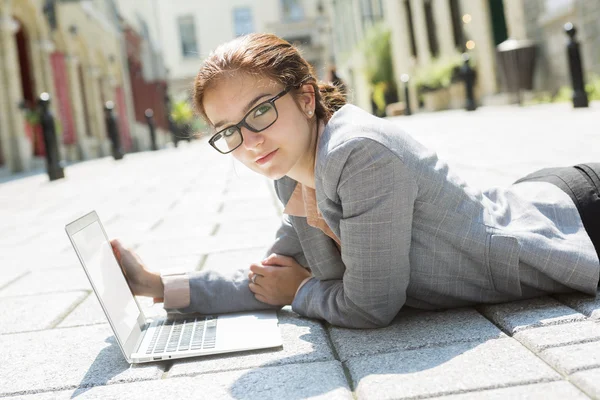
[117,0,171,150]
[0,0,173,176]
[520,0,600,92]
[327,0,600,113]
[149,0,332,98]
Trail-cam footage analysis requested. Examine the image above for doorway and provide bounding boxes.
[15,18,43,156]
[488,0,508,46]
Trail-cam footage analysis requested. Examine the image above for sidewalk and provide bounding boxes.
[1,103,599,399]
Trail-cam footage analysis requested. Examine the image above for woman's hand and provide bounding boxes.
[248,254,312,306]
[110,239,164,298]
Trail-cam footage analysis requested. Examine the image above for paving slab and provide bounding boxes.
[514,321,600,352]
[0,267,90,297]
[136,233,274,260]
[144,253,207,272]
[346,338,562,400]
[220,198,280,216]
[429,381,589,399]
[216,217,281,236]
[168,308,334,377]
[329,308,505,361]
[555,289,600,320]
[8,361,351,400]
[0,291,87,334]
[540,340,600,375]
[0,324,164,397]
[571,368,600,399]
[58,292,163,328]
[56,292,108,328]
[143,223,217,241]
[0,268,28,290]
[478,297,586,334]
[8,249,81,271]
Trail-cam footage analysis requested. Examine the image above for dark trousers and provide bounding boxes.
[514,163,600,262]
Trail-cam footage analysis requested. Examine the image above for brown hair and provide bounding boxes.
[192,33,346,126]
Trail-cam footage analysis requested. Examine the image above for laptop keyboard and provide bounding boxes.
[146,316,217,354]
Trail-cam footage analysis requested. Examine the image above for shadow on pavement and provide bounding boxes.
[69,336,136,398]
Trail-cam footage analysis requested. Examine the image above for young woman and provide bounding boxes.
[111,33,600,329]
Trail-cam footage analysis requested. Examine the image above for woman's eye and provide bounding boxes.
[223,127,237,137]
[253,104,272,118]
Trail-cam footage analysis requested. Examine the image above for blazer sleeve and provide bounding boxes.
[292,138,418,328]
[165,213,304,315]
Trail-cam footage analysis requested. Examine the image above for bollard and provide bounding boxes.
[167,114,179,148]
[400,74,412,116]
[564,22,589,108]
[145,109,158,151]
[38,92,65,181]
[104,101,124,160]
[460,53,477,111]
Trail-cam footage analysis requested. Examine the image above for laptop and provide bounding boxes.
[65,211,282,364]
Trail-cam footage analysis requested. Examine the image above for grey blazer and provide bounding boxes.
[174,104,600,328]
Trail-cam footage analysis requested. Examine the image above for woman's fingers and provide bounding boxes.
[262,253,296,267]
[249,263,269,275]
[248,272,262,285]
[253,293,271,304]
[110,239,123,262]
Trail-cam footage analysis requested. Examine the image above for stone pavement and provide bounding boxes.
[1,102,599,399]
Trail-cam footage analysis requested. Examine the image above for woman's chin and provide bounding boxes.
[247,164,287,180]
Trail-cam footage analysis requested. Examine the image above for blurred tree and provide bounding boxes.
[361,23,397,116]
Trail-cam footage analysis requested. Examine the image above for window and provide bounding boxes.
[424,0,439,57]
[177,15,198,58]
[449,0,464,50]
[544,0,574,14]
[281,0,304,22]
[233,7,254,37]
[403,0,417,58]
[361,0,374,29]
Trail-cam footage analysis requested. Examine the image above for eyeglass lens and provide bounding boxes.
[213,101,278,153]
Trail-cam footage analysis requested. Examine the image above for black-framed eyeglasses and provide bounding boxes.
[208,86,293,154]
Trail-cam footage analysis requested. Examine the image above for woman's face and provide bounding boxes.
[203,73,315,181]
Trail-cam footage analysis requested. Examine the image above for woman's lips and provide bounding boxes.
[256,149,278,165]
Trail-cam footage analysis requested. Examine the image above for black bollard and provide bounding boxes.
[564,22,589,108]
[400,74,412,116]
[38,93,65,181]
[104,101,124,160]
[460,53,477,111]
[145,109,158,151]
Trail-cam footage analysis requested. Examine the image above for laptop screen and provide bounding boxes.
[71,221,141,344]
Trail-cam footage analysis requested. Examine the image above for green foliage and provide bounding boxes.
[361,23,397,115]
[586,74,600,101]
[170,100,194,125]
[413,53,465,91]
[362,23,395,86]
[553,86,572,102]
[191,117,209,137]
[529,75,600,104]
[23,109,40,125]
[371,82,389,115]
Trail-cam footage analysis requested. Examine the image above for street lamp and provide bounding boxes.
[400,74,411,116]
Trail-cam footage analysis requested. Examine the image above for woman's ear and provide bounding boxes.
[299,83,316,112]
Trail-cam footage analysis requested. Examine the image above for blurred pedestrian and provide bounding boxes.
[111,33,599,329]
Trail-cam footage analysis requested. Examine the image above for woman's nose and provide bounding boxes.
[241,128,264,149]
